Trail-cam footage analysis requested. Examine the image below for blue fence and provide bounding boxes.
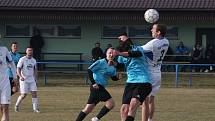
[37,61,215,86]
[162,64,215,87]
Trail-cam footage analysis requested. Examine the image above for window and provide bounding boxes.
[58,25,81,37]
[102,25,126,38]
[128,25,151,38]
[102,25,179,39]
[166,26,178,39]
[102,25,150,39]
[33,26,55,37]
[5,25,30,37]
[5,24,81,38]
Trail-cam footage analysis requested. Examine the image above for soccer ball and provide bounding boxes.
[144,9,159,23]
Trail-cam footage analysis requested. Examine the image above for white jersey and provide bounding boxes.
[17,56,37,82]
[142,37,169,73]
[0,46,13,81]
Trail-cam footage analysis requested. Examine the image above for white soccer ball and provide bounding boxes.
[144,9,159,23]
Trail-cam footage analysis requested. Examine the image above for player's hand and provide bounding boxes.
[118,73,123,80]
[108,60,115,66]
[20,76,25,81]
[113,50,119,56]
[12,80,18,94]
[12,84,18,93]
[92,84,99,89]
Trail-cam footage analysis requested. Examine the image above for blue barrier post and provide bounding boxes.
[44,73,47,85]
[188,65,192,87]
[175,64,179,87]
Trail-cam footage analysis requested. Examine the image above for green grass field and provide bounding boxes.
[3,74,215,121]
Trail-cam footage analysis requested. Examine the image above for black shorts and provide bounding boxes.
[87,85,112,105]
[9,77,15,95]
[122,83,152,104]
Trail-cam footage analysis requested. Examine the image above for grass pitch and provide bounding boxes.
[2,74,215,121]
[8,86,215,121]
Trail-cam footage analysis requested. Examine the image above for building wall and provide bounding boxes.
[1,21,214,61]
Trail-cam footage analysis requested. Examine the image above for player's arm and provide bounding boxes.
[9,61,17,79]
[17,59,25,81]
[87,69,96,85]
[17,67,24,81]
[87,69,99,89]
[115,50,142,57]
[111,75,121,81]
[6,48,18,82]
[34,65,38,82]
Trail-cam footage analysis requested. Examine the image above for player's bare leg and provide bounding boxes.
[76,104,95,121]
[125,98,141,121]
[148,96,155,121]
[120,104,129,121]
[142,97,149,121]
[0,105,2,115]
[1,104,9,121]
[15,94,27,112]
[92,98,115,121]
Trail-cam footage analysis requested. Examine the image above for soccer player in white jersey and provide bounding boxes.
[0,45,17,121]
[141,24,169,121]
[14,47,40,113]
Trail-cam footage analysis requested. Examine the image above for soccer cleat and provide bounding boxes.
[14,106,19,112]
[91,117,100,121]
[33,109,40,113]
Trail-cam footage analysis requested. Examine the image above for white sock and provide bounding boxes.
[15,96,23,107]
[32,98,39,110]
[148,118,152,121]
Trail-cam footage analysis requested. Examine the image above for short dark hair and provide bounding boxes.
[156,24,167,37]
[119,32,128,36]
[26,46,33,49]
[11,41,17,45]
[95,42,100,45]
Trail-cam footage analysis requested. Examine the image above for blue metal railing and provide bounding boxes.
[162,64,215,87]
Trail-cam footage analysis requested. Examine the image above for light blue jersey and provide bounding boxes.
[88,58,117,87]
[117,45,150,83]
[8,51,21,78]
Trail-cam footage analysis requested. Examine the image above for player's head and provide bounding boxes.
[11,41,18,52]
[26,46,33,57]
[106,47,115,61]
[151,24,167,38]
[117,32,133,52]
[95,42,100,48]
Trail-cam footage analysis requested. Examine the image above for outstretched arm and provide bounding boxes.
[114,50,142,57]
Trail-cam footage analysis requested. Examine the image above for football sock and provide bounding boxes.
[15,96,23,107]
[96,106,110,119]
[32,98,39,110]
[125,116,134,121]
[76,111,87,121]
[148,118,152,121]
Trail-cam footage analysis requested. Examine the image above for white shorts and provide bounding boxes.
[0,75,11,104]
[149,73,161,96]
[19,80,37,94]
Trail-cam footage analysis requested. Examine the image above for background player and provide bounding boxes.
[75,47,121,121]
[141,24,169,121]
[14,47,40,113]
[0,45,17,121]
[8,41,21,95]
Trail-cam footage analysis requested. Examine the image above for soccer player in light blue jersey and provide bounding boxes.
[116,33,152,121]
[76,47,121,121]
[8,41,21,95]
